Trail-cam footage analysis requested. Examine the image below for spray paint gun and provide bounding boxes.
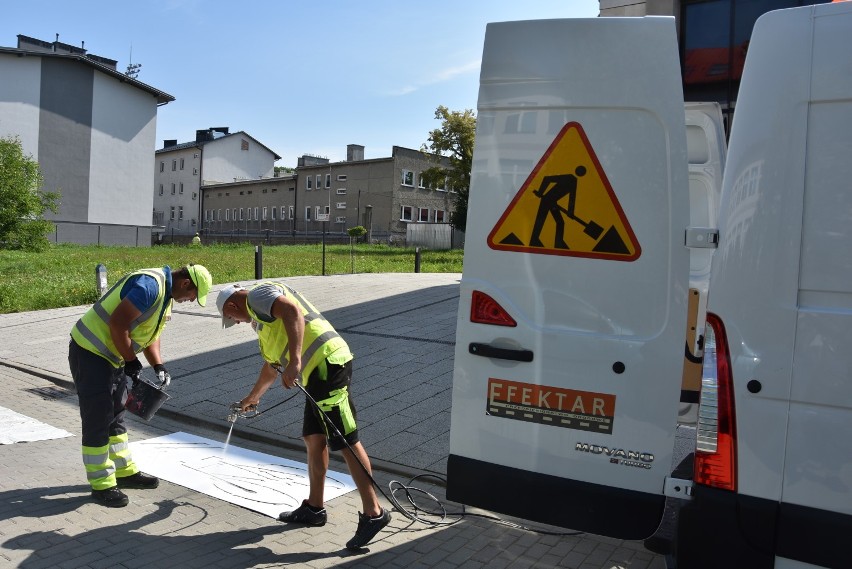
[226,402,258,423]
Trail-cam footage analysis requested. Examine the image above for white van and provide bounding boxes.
[447,4,852,568]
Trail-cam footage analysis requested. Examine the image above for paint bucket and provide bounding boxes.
[125,377,171,421]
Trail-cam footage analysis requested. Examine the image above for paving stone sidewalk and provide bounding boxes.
[0,273,664,568]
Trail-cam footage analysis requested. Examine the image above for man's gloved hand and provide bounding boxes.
[154,364,171,388]
[124,358,143,382]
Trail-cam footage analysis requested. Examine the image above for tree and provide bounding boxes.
[0,136,60,251]
[347,225,367,273]
[420,106,476,232]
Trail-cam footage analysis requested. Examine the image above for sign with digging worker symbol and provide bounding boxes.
[487,122,641,261]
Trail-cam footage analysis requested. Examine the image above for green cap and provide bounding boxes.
[187,264,212,306]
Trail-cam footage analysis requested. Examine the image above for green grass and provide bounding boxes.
[0,243,464,314]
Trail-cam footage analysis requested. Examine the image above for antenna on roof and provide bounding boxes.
[125,44,142,79]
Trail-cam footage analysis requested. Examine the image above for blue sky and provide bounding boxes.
[3,1,599,167]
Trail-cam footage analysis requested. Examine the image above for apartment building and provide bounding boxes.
[202,144,454,243]
[0,34,174,245]
[153,127,281,237]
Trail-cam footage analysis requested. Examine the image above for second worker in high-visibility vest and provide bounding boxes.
[216,281,392,550]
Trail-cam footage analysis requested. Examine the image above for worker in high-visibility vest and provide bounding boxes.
[69,264,212,507]
[217,282,391,550]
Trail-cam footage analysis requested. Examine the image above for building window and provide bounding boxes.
[337,174,347,182]
[418,174,426,188]
[262,207,268,221]
[241,139,249,151]
[192,192,197,200]
[246,208,251,221]
[159,161,164,172]
[306,177,312,190]
[316,175,321,189]
[179,183,184,194]
[180,158,185,170]
[171,183,176,195]
[179,206,184,220]
[159,184,163,196]
[436,176,447,192]
[400,205,413,221]
[194,153,199,158]
[325,174,331,188]
[305,206,312,221]
[335,216,346,223]
[232,208,236,221]
[254,207,259,220]
[172,160,177,171]
[336,202,346,209]
[239,208,244,221]
[170,206,175,220]
[217,209,222,221]
[271,207,276,220]
[281,206,287,219]
[418,207,429,222]
[263,189,268,194]
[204,210,208,222]
[289,206,294,220]
[193,168,198,175]
[336,188,347,195]
[401,170,414,187]
[435,209,446,223]
[225,208,230,221]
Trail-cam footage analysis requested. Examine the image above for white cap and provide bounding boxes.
[216,284,244,329]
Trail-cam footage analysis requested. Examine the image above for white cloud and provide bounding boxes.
[385,59,481,96]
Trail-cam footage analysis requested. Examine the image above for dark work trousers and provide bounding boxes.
[68,339,130,447]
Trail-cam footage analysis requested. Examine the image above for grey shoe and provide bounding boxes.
[91,486,129,508]
[278,499,327,526]
[346,508,391,550]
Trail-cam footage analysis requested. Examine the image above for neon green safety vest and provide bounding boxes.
[247,282,351,383]
[70,268,172,368]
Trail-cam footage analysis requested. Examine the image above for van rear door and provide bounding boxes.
[448,16,690,539]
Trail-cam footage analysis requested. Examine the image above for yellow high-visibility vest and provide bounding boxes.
[246,282,351,383]
[70,268,172,367]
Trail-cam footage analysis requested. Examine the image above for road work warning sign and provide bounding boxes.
[487,122,641,261]
[487,377,615,435]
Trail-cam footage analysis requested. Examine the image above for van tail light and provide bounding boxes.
[470,291,517,327]
[693,312,737,491]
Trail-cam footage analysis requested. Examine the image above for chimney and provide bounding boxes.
[163,139,178,148]
[347,144,365,162]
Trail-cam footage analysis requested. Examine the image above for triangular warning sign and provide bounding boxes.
[487,122,641,261]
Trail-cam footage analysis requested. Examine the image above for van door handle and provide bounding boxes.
[469,342,533,362]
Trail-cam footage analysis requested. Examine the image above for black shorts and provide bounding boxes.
[302,359,359,451]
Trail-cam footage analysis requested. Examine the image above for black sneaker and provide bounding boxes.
[91,486,129,508]
[278,499,327,526]
[346,508,391,550]
[117,472,159,489]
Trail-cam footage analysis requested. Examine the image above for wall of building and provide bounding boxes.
[154,146,202,233]
[0,56,41,156]
[201,135,276,184]
[89,72,157,229]
[599,0,678,17]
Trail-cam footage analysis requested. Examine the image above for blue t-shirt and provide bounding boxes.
[119,266,173,312]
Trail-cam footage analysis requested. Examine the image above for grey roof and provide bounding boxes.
[156,130,282,161]
[0,46,175,105]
